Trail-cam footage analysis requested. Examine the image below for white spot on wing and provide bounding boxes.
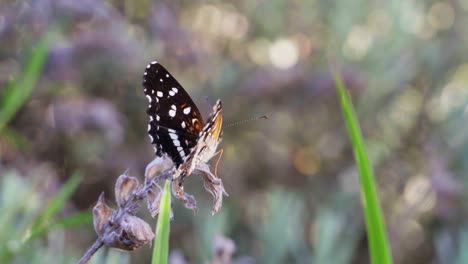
[169,91,175,96]
[147,124,151,131]
[173,139,180,146]
[157,91,163,97]
[148,134,154,142]
[151,61,157,65]
[169,133,178,140]
[169,109,176,117]
[156,115,160,121]
[160,79,163,82]
[181,121,186,128]
[183,107,191,115]
[145,95,152,103]
[172,87,178,93]
[171,105,176,110]
[166,74,169,78]
[168,128,175,133]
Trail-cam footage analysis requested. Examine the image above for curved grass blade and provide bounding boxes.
[0,31,52,133]
[0,172,82,262]
[333,69,393,264]
[30,172,82,236]
[51,210,93,228]
[152,180,171,264]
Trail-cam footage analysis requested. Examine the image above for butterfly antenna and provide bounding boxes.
[205,96,212,107]
[225,115,269,128]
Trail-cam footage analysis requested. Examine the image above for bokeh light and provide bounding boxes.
[343,25,374,60]
[268,38,299,69]
[427,2,455,31]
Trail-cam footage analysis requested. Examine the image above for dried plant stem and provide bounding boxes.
[77,239,104,264]
[77,155,227,263]
[76,167,173,263]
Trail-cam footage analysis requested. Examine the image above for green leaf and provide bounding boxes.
[333,69,393,264]
[152,180,171,264]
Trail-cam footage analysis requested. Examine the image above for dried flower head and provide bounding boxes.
[92,192,154,251]
[105,214,154,250]
[144,155,175,183]
[147,182,174,219]
[82,154,229,263]
[210,235,236,264]
[115,172,140,213]
[144,155,228,215]
[197,163,228,215]
[93,193,114,237]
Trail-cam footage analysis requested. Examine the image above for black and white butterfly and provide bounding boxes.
[143,61,223,183]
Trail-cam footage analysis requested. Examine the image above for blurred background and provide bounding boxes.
[1,0,468,263]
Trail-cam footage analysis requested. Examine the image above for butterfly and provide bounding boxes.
[142,61,223,186]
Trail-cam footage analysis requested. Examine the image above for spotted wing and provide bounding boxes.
[143,61,204,166]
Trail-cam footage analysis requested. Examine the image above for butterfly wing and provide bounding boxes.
[143,61,204,166]
[177,99,223,178]
[202,100,223,147]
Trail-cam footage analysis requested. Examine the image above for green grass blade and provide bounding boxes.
[152,180,171,264]
[51,210,93,228]
[30,172,82,236]
[0,172,82,262]
[0,31,51,133]
[333,70,393,264]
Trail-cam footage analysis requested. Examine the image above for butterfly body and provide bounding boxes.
[142,61,223,181]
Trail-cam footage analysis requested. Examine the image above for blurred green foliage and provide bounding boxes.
[0,31,50,134]
[0,170,91,263]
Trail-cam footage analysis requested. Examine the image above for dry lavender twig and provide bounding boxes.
[76,239,104,264]
[77,155,227,264]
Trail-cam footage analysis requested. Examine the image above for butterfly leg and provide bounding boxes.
[213,148,224,177]
[176,175,185,197]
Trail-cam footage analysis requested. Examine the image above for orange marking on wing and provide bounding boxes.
[193,119,201,131]
[209,111,223,139]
